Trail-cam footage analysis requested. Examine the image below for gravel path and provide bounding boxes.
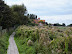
[7,32,19,54]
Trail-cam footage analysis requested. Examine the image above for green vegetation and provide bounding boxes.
[0,0,15,29]
[0,0,37,54]
[11,4,29,25]
[15,25,72,54]
[0,0,37,29]
[0,33,9,54]
[28,14,37,19]
[53,23,66,26]
[68,24,72,27]
[38,20,44,24]
[0,26,15,54]
[1,0,72,54]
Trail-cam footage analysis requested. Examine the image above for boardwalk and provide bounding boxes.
[7,32,19,54]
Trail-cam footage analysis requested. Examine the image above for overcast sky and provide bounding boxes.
[4,0,72,25]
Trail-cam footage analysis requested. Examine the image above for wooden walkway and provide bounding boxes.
[7,32,19,54]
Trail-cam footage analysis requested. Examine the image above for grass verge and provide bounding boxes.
[0,33,9,54]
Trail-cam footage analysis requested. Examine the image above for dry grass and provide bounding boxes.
[15,25,72,54]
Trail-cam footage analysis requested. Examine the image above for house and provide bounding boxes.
[33,18,45,26]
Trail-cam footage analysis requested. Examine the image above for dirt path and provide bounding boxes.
[7,32,19,54]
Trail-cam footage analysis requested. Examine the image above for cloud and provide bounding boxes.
[4,0,72,25]
[40,14,72,25]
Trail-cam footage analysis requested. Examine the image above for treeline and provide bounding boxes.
[53,23,66,26]
[0,0,37,29]
[53,23,72,27]
[45,22,72,27]
[45,23,66,26]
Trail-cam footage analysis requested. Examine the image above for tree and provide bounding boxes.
[0,0,37,28]
[0,0,14,29]
[68,24,72,26]
[62,23,66,26]
[11,4,28,25]
[53,23,62,26]
[27,14,30,18]
[29,14,37,19]
[11,4,27,15]
[45,22,48,25]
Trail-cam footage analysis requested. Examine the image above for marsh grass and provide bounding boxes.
[15,25,72,54]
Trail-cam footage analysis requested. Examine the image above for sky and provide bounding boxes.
[4,0,72,25]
